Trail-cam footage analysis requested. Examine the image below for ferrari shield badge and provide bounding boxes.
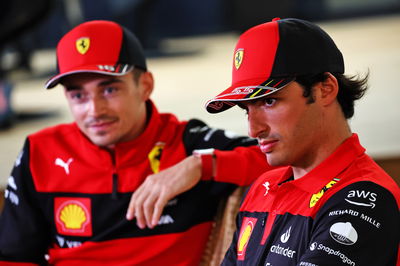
[76,37,90,54]
[234,48,244,70]
[148,142,165,173]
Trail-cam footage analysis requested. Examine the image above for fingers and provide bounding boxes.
[142,190,159,228]
[126,183,143,220]
[134,191,149,229]
[125,156,203,229]
[151,189,169,227]
[126,175,166,229]
[126,195,135,221]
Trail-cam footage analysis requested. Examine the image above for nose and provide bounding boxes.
[247,104,269,139]
[87,95,107,117]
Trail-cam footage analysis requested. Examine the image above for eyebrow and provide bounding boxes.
[98,78,123,87]
[236,89,286,108]
[64,77,124,91]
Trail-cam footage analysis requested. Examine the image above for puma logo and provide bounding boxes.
[55,158,73,175]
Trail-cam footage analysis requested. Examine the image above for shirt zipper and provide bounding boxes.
[112,172,118,200]
[110,151,118,200]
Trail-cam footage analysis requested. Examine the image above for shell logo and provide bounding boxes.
[238,223,253,253]
[237,217,257,260]
[60,203,87,229]
[54,197,92,236]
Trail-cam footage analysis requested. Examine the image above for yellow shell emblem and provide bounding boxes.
[234,49,244,70]
[76,37,90,54]
[238,223,252,253]
[309,179,338,208]
[148,142,165,173]
[60,203,87,229]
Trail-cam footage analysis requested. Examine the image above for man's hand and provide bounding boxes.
[126,155,202,229]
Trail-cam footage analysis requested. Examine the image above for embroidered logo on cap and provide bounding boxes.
[76,37,90,54]
[55,197,92,236]
[234,48,244,70]
[237,217,257,260]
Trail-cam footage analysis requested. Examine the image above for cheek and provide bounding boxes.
[289,106,319,140]
[68,104,87,122]
[273,105,308,137]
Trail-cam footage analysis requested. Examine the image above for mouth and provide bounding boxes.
[87,119,117,132]
[258,139,278,153]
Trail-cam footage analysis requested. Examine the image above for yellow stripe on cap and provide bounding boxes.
[249,88,263,98]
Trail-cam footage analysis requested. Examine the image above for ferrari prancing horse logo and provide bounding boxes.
[76,37,90,54]
[148,142,165,173]
[234,48,244,70]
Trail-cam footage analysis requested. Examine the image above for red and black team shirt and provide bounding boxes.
[222,134,400,266]
[0,100,270,265]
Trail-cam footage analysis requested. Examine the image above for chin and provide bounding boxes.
[266,155,286,167]
[89,136,116,148]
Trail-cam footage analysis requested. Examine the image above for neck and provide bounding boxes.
[292,117,352,180]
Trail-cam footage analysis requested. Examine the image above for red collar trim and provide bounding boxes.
[291,134,365,193]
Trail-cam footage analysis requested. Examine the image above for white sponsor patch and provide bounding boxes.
[329,222,358,245]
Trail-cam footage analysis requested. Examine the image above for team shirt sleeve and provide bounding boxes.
[0,139,50,264]
[183,119,271,186]
[298,181,400,266]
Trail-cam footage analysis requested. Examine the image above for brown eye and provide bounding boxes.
[104,87,117,95]
[263,98,276,107]
[69,91,87,103]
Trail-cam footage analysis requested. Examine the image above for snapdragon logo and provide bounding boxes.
[312,243,355,266]
[309,242,318,251]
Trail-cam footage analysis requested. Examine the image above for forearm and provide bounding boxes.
[197,146,271,186]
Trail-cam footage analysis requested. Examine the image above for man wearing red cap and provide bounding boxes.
[206,18,400,265]
[0,20,271,264]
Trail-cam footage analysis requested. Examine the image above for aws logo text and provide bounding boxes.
[345,190,377,208]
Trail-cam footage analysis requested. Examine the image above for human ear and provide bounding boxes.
[139,71,154,100]
[318,72,339,106]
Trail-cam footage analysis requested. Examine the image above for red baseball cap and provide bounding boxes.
[205,18,344,113]
[45,20,147,89]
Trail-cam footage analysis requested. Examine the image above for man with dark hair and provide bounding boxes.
[205,18,400,265]
[0,20,271,264]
